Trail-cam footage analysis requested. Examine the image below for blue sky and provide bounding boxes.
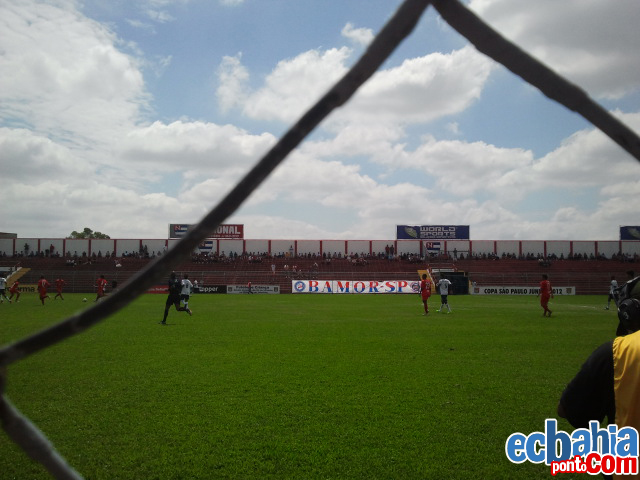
[1,0,639,241]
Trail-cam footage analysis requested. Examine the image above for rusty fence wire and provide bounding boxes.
[1,0,639,478]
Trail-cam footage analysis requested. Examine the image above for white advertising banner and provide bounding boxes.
[292,280,420,294]
[471,286,575,295]
[228,284,280,294]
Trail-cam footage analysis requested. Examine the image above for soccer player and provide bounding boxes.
[436,276,452,313]
[605,275,618,310]
[54,277,66,300]
[180,274,193,313]
[37,275,50,305]
[420,274,432,315]
[160,272,192,325]
[0,275,10,303]
[95,274,107,302]
[538,274,553,317]
[8,280,20,303]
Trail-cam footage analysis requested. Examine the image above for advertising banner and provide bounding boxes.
[169,224,191,238]
[15,284,37,294]
[620,226,640,240]
[147,285,168,294]
[197,285,227,294]
[169,224,245,239]
[471,285,575,295]
[292,280,420,294]
[397,225,470,240]
[228,285,280,294]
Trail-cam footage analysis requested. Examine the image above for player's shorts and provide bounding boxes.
[440,294,448,303]
[166,293,181,307]
[180,294,190,302]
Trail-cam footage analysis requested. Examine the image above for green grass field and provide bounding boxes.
[0,292,619,479]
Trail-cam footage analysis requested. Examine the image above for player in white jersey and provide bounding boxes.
[605,275,619,310]
[435,277,452,313]
[0,276,11,303]
[180,274,194,313]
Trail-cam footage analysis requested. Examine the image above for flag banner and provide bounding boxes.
[198,240,214,251]
[425,241,442,253]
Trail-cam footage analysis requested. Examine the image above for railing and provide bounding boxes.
[1,1,640,478]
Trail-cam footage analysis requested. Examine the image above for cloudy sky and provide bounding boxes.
[1,0,639,241]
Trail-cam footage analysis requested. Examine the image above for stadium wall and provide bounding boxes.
[0,238,639,259]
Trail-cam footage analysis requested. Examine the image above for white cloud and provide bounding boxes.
[0,0,148,148]
[341,22,374,47]
[241,47,351,123]
[469,0,640,99]
[216,54,250,113]
[343,46,494,124]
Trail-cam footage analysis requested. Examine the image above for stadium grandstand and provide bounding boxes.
[1,236,638,295]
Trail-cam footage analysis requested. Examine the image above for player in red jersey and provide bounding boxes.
[54,277,66,300]
[95,274,108,302]
[37,275,50,305]
[538,274,554,317]
[8,280,20,302]
[420,273,432,315]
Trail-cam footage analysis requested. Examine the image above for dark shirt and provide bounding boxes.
[559,341,615,428]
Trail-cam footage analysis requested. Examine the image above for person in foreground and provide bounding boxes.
[160,272,192,325]
[557,275,640,479]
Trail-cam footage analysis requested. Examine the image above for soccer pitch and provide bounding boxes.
[0,293,618,479]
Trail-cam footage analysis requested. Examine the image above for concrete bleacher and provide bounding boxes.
[455,258,635,294]
[1,255,636,295]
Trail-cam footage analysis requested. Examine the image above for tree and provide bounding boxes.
[68,227,110,239]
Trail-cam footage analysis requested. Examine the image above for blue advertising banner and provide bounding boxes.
[621,226,640,240]
[397,225,470,240]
